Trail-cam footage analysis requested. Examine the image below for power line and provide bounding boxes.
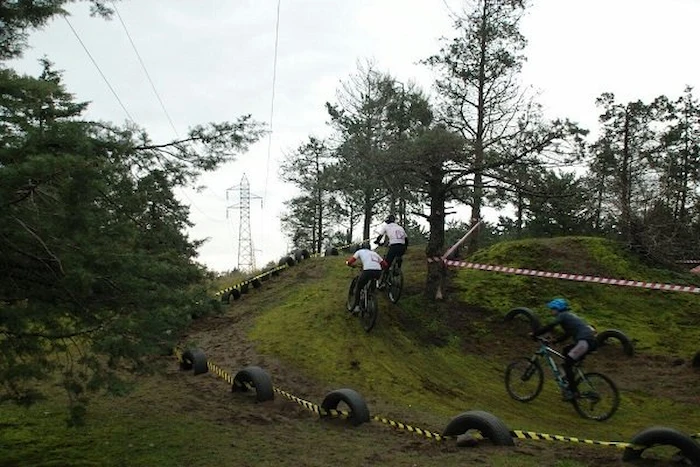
[263,0,282,205]
[110,1,180,138]
[63,15,135,123]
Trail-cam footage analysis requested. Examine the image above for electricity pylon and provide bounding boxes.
[226,174,261,272]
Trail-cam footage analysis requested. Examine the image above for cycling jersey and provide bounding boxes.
[377,223,407,245]
[347,249,386,271]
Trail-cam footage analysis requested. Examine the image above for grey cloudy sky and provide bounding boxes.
[10,0,700,272]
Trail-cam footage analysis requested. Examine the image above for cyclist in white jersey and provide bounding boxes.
[374,215,408,286]
[346,248,387,313]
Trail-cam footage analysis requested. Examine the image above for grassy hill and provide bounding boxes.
[2,236,699,466]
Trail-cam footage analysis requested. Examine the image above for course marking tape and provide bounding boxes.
[428,257,700,294]
[510,430,633,449]
[207,361,234,385]
[371,415,448,441]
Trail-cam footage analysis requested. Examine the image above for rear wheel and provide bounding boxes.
[505,358,543,402]
[388,266,403,303]
[572,372,619,421]
[360,288,378,332]
[346,277,358,312]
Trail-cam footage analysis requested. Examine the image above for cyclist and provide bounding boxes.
[346,247,387,314]
[374,214,408,287]
[531,298,597,401]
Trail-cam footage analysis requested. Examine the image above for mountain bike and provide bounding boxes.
[382,256,404,304]
[346,270,379,332]
[504,335,620,421]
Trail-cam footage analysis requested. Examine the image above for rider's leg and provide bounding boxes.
[354,272,371,312]
[564,340,590,392]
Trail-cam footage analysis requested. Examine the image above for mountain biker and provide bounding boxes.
[346,248,388,314]
[530,298,597,401]
[374,214,408,287]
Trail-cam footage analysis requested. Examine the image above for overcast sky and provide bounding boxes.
[9,0,700,273]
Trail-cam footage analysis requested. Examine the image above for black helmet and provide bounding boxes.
[385,214,396,224]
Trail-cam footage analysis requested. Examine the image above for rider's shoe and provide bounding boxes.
[352,305,361,315]
[376,281,386,290]
[561,388,579,401]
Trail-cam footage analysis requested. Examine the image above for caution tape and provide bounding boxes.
[176,352,700,452]
[428,257,700,294]
[510,430,633,449]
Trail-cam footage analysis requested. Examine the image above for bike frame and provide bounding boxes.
[532,343,577,389]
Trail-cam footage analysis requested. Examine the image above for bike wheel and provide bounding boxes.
[505,358,543,402]
[572,372,620,421]
[360,291,378,332]
[346,277,358,312]
[387,266,403,304]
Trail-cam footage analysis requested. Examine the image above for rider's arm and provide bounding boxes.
[532,322,556,337]
[346,256,357,267]
[374,234,384,245]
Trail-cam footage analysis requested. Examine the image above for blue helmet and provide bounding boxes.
[547,298,570,312]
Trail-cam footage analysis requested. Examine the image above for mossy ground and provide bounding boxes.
[2,237,699,466]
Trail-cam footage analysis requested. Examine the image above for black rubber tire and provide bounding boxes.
[300,249,310,259]
[596,329,634,357]
[442,410,515,446]
[278,256,295,267]
[251,278,262,288]
[240,283,250,294]
[361,291,378,332]
[292,249,304,262]
[346,277,358,312]
[503,307,541,333]
[692,350,700,368]
[320,388,370,426]
[260,272,271,281]
[387,268,403,304]
[180,348,208,376]
[232,366,274,402]
[504,358,544,402]
[622,426,700,464]
[324,247,339,256]
[572,372,620,421]
[221,291,231,303]
[230,288,241,301]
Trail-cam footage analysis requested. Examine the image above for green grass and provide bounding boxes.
[3,236,700,466]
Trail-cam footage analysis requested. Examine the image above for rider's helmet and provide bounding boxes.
[546,298,570,312]
[385,214,396,224]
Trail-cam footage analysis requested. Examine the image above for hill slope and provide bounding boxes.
[2,236,699,466]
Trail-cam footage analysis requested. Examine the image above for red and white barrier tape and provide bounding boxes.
[428,257,700,294]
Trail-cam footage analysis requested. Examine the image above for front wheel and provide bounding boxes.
[387,267,403,303]
[505,358,543,402]
[360,290,378,332]
[572,372,619,421]
[346,277,358,312]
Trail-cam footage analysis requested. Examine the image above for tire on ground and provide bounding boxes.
[442,410,515,446]
[240,283,250,294]
[232,366,274,402]
[292,249,304,262]
[596,329,634,356]
[622,426,700,464]
[300,249,310,259]
[180,348,208,376]
[220,291,231,303]
[251,278,262,288]
[325,247,339,256]
[503,307,542,333]
[320,388,370,426]
[229,288,241,301]
[692,350,700,368]
[260,272,271,281]
[279,256,295,267]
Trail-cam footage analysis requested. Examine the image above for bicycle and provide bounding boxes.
[504,335,620,421]
[382,256,404,304]
[345,269,379,332]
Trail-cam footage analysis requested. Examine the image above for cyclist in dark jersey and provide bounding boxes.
[531,298,597,400]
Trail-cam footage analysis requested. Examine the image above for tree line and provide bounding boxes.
[279,0,700,300]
